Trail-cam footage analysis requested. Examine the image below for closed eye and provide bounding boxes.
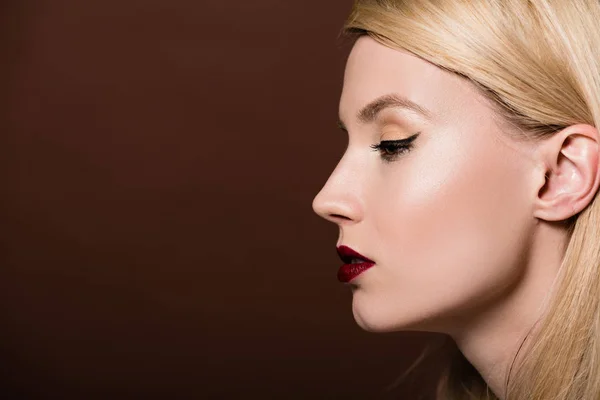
[370,133,420,163]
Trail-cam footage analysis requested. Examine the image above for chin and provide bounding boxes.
[352,298,413,333]
[353,313,426,333]
[354,314,391,332]
[351,293,443,334]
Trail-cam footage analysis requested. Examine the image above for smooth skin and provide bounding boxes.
[312,36,600,398]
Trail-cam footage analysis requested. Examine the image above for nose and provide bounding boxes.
[312,160,364,225]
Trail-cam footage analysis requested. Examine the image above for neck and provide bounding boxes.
[450,221,568,399]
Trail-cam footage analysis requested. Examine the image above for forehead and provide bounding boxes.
[340,36,487,126]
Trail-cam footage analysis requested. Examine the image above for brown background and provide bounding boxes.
[2,0,442,398]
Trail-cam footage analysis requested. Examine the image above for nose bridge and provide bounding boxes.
[312,151,365,223]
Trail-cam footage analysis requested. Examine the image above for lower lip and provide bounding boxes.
[337,262,375,283]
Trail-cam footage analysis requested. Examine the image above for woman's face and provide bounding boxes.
[312,36,539,334]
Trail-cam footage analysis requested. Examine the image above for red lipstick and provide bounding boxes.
[336,245,375,283]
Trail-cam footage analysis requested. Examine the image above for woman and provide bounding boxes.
[312,1,600,399]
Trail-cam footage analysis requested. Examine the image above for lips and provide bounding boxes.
[336,245,375,283]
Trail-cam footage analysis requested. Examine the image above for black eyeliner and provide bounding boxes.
[370,132,420,149]
[370,132,420,162]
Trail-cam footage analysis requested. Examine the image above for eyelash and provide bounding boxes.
[370,133,420,163]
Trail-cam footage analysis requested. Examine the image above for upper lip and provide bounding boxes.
[336,245,375,264]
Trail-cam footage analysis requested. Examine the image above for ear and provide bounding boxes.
[533,124,600,221]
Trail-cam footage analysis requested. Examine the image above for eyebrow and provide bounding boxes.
[338,93,432,131]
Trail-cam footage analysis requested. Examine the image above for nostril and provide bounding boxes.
[330,213,354,223]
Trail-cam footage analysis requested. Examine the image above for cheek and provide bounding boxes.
[369,131,533,322]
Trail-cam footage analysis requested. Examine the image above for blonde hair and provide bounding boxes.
[342,1,600,399]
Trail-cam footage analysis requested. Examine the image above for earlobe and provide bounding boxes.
[533,124,600,222]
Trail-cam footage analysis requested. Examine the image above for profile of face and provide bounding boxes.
[312,36,542,335]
